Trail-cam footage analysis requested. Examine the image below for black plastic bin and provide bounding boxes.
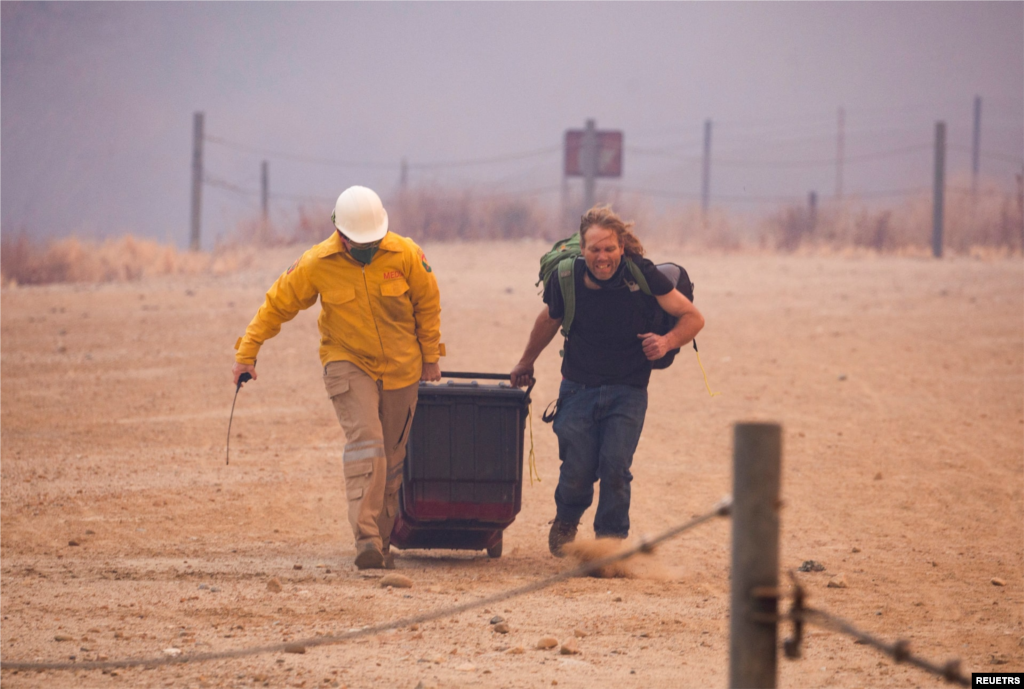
[390,372,532,558]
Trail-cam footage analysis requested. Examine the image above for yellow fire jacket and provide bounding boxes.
[235,230,442,390]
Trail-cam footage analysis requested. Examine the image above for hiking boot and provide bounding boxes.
[383,551,395,570]
[354,547,386,570]
[548,519,578,558]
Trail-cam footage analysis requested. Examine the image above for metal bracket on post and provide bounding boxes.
[783,573,806,659]
[748,585,780,626]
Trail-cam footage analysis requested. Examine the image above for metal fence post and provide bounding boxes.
[260,160,269,244]
[836,107,845,201]
[971,96,981,200]
[582,118,597,214]
[701,118,713,216]
[189,111,204,252]
[932,121,946,259]
[729,422,782,689]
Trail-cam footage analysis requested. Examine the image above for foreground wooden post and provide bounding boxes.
[729,422,782,689]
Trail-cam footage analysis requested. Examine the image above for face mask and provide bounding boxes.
[341,233,381,265]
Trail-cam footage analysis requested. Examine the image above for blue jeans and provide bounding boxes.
[551,379,648,538]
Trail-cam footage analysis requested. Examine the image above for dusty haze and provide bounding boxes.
[2,2,1022,249]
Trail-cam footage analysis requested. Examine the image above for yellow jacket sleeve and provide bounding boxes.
[235,260,319,365]
[405,242,442,363]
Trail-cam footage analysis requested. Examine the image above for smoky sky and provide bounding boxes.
[2,1,1022,249]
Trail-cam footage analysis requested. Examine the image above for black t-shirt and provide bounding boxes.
[544,256,674,388]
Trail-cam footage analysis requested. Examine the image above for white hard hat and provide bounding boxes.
[332,186,389,243]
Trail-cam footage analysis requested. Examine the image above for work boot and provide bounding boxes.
[354,546,386,570]
[548,519,578,558]
[382,544,395,570]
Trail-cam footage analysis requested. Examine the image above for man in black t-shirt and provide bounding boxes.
[511,206,704,557]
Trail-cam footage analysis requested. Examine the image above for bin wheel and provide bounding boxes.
[486,539,503,559]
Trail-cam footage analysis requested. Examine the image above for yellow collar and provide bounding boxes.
[322,230,400,258]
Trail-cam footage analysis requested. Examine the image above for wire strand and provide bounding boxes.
[793,606,970,687]
[0,500,731,673]
[714,144,931,169]
[205,134,558,170]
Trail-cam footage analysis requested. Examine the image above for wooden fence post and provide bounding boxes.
[729,422,782,689]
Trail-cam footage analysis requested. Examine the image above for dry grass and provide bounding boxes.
[372,179,1022,256]
[3,177,1019,286]
[764,175,1023,255]
[388,187,556,241]
[0,234,254,287]
[243,186,772,251]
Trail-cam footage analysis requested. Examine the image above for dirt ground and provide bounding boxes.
[1,239,1022,689]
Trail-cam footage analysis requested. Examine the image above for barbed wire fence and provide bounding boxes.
[202,132,1020,210]
[783,576,971,688]
[1,422,981,687]
[191,101,1023,252]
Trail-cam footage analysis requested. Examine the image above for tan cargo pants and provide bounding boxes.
[323,361,419,556]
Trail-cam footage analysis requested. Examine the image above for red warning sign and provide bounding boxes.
[564,130,623,178]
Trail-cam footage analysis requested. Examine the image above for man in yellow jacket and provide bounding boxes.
[231,185,442,570]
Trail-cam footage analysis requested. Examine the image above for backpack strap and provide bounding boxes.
[624,257,652,296]
[557,256,576,338]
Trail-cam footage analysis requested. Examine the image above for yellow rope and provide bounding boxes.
[696,350,721,397]
[527,402,541,484]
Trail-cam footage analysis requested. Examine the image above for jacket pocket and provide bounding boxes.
[377,278,415,330]
[380,279,409,297]
[321,287,356,305]
[320,288,357,344]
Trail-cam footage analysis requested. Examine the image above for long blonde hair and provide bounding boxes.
[579,205,645,258]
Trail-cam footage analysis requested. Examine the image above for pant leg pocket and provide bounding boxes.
[343,458,373,500]
[323,364,352,399]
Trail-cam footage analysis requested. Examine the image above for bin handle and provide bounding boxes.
[438,371,534,400]
[439,371,509,380]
